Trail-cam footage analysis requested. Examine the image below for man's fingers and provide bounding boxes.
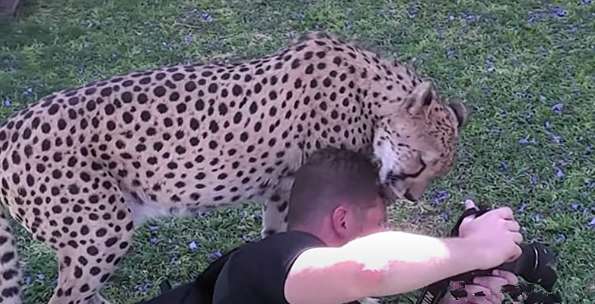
[511,232,523,244]
[505,220,520,232]
[473,276,508,295]
[487,293,503,304]
[464,284,492,297]
[460,200,478,227]
[506,245,523,262]
[445,278,508,304]
[464,199,477,210]
[493,270,519,285]
[450,281,464,290]
[469,298,491,304]
[492,206,514,220]
[479,292,502,304]
[473,275,508,288]
[462,284,492,304]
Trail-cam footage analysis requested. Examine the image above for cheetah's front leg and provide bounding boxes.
[261,176,294,238]
[45,171,135,304]
[261,197,289,238]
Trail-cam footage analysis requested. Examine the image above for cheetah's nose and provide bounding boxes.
[404,190,417,202]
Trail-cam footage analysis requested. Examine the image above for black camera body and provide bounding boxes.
[416,205,561,304]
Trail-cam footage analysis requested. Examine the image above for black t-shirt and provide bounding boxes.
[213,230,358,304]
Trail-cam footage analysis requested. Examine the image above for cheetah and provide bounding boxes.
[0,32,469,304]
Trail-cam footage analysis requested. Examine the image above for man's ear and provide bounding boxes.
[404,81,433,115]
[330,206,349,238]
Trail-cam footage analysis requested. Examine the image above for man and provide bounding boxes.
[140,147,521,304]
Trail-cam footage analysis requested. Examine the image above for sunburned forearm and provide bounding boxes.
[287,205,520,304]
[341,231,481,297]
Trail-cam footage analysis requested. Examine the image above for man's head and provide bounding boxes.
[287,147,387,246]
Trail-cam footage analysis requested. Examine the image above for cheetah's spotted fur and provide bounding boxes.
[0,32,469,304]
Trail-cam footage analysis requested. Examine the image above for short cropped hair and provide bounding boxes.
[287,147,382,228]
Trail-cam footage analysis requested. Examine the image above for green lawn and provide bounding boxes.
[1,0,593,303]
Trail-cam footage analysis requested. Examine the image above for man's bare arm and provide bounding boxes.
[284,207,522,304]
[284,231,485,304]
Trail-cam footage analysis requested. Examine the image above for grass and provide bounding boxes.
[0,0,593,303]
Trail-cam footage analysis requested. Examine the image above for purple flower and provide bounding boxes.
[544,130,562,144]
[201,12,213,22]
[589,217,595,229]
[489,127,502,136]
[242,234,258,242]
[532,213,543,222]
[446,48,457,59]
[551,103,564,114]
[35,273,45,282]
[498,161,509,172]
[188,240,199,251]
[2,97,12,107]
[148,225,159,232]
[439,212,449,221]
[543,122,564,144]
[551,7,567,17]
[517,202,528,213]
[463,13,479,22]
[530,175,538,186]
[135,282,153,293]
[432,190,449,204]
[407,2,419,18]
[149,237,159,245]
[554,233,566,243]
[485,58,495,73]
[518,136,537,145]
[571,202,581,211]
[183,34,193,45]
[514,91,533,100]
[22,87,33,97]
[208,250,223,262]
[582,0,592,5]
[527,12,540,24]
[554,167,565,179]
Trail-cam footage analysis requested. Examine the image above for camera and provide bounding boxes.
[448,208,558,292]
[416,205,561,304]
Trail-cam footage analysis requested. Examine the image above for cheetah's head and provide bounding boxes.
[373,81,469,202]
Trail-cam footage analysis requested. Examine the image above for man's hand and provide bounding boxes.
[457,200,523,270]
[440,270,519,304]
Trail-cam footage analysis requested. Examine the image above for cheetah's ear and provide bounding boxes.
[405,81,433,115]
[448,100,470,130]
